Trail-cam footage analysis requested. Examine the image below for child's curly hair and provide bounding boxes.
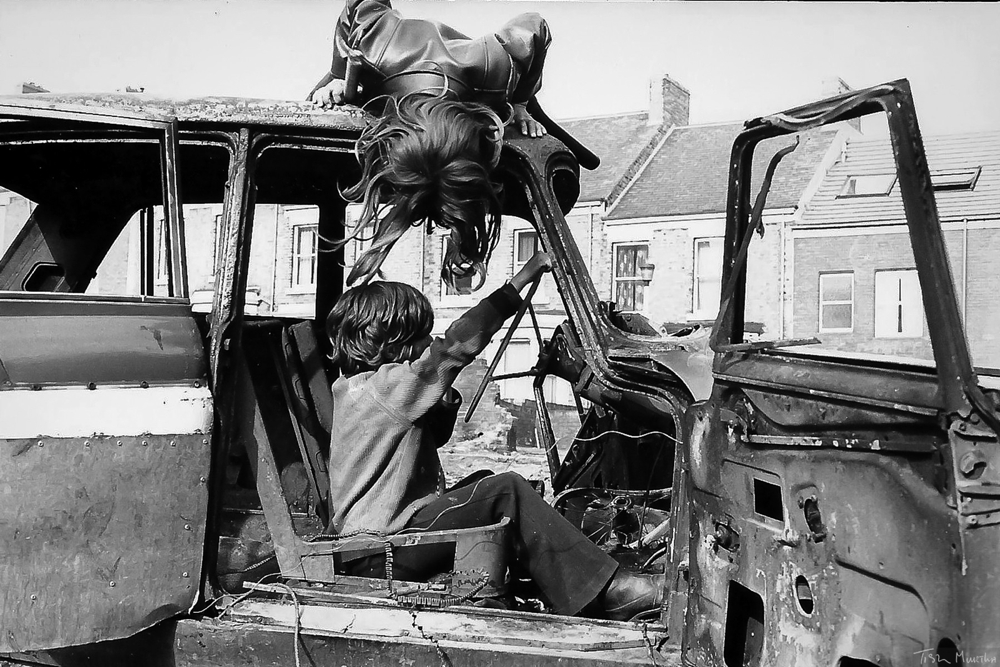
[342,91,504,288]
[327,281,434,376]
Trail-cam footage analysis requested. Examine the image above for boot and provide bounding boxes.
[599,570,665,621]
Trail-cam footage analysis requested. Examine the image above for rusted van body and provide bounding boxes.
[0,80,994,666]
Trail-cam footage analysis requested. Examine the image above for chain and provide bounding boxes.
[641,622,667,666]
[302,527,493,609]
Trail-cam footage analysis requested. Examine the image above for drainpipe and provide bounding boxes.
[962,217,968,326]
[778,216,786,339]
[590,205,597,272]
[270,205,280,316]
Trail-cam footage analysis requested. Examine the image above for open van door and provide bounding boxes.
[0,100,212,652]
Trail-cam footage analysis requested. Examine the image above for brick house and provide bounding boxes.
[790,130,1000,368]
[553,76,858,345]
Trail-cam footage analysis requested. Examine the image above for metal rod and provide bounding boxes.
[527,300,543,347]
[490,370,538,382]
[464,277,541,422]
[533,378,560,485]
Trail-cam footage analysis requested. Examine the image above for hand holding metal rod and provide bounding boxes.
[465,276,542,422]
[464,251,551,422]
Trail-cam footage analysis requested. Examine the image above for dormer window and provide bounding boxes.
[931,167,981,191]
[838,174,896,198]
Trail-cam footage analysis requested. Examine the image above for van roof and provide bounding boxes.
[0,93,371,131]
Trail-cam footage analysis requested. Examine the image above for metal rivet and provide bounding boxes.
[87,382,97,391]
[30,594,37,601]
[140,381,149,389]
[194,380,201,388]
[117,440,123,446]
[37,441,43,448]
[109,581,116,588]
[969,516,979,525]
[202,439,209,445]
[84,441,90,447]
[199,476,207,484]
[184,524,192,531]
[182,571,190,578]
[171,441,176,447]
[142,440,148,447]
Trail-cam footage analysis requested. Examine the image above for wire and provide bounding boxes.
[641,545,669,571]
[191,570,282,616]
[271,583,303,667]
[394,476,491,534]
[571,429,679,445]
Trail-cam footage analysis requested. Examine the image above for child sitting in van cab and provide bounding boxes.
[325,250,663,619]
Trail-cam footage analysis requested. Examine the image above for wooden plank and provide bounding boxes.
[248,581,669,632]
[226,599,665,653]
[175,616,682,667]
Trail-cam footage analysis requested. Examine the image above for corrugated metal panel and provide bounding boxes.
[801,131,1000,225]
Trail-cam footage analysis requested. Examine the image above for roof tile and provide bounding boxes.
[559,112,662,204]
[607,123,842,220]
[800,130,1000,225]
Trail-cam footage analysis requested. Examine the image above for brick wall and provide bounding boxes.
[793,231,926,356]
[787,227,1000,362]
[954,225,1000,368]
[599,217,785,337]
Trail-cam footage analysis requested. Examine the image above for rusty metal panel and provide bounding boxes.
[0,433,210,652]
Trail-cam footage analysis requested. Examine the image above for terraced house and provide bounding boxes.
[789,130,1000,368]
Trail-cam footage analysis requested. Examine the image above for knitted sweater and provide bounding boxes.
[327,284,521,535]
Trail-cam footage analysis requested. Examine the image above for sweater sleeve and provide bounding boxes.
[495,13,551,104]
[370,284,522,424]
[309,0,394,96]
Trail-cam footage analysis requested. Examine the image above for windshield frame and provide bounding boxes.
[713,79,977,418]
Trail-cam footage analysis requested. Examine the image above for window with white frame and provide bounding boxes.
[613,243,648,312]
[838,174,896,198]
[875,269,923,338]
[931,168,981,192]
[291,223,319,290]
[693,237,723,317]
[513,228,546,300]
[514,229,539,270]
[441,237,475,296]
[818,272,854,332]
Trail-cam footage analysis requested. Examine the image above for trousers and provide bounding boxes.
[347,472,618,615]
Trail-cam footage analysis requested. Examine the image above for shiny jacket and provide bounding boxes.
[311,0,550,112]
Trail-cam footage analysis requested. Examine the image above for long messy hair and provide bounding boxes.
[327,281,434,375]
[341,91,504,287]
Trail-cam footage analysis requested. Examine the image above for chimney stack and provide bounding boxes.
[648,74,690,128]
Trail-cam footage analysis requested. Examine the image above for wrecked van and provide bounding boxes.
[0,79,995,666]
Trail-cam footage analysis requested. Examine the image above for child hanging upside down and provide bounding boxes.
[308,0,554,287]
[325,251,664,619]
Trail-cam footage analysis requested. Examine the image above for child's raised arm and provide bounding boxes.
[371,251,551,423]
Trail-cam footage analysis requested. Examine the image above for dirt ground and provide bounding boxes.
[438,435,550,495]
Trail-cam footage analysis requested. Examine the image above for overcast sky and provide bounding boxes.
[1,1,998,135]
